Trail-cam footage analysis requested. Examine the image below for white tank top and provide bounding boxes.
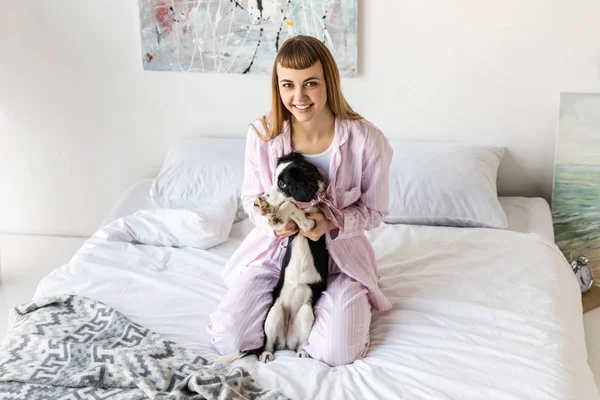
[301,144,333,181]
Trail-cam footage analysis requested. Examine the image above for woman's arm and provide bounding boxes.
[329,130,393,241]
[240,127,277,237]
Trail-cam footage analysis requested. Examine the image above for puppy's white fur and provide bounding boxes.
[254,163,327,363]
[261,161,294,208]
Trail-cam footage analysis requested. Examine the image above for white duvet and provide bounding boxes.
[34,209,599,399]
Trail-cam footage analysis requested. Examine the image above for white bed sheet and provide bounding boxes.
[31,181,599,399]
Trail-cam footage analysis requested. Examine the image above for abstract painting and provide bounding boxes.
[552,92,600,272]
[137,0,358,76]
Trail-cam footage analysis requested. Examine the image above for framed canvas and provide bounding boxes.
[552,92,600,273]
[137,0,358,76]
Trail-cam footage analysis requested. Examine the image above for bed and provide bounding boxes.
[2,137,599,399]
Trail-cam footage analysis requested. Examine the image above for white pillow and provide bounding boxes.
[102,193,237,249]
[385,141,508,229]
[150,137,246,213]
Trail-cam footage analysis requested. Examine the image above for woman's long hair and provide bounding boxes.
[253,35,361,141]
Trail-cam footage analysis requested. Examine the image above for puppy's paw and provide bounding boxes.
[259,351,274,363]
[297,218,315,232]
[296,350,310,359]
[254,196,274,216]
[268,214,284,227]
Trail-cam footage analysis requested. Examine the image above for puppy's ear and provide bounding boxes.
[277,152,304,166]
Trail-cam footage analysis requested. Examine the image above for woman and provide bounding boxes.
[207,35,392,367]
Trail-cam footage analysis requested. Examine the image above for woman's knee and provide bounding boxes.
[208,314,264,355]
[207,267,278,354]
[208,294,274,354]
[305,281,372,366]
[308,333,370,367]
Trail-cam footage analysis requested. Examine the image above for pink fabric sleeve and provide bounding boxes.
[332,129,393,241]
[241,127,276,237]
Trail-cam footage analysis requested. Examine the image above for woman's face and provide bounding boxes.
[276,60,329,123]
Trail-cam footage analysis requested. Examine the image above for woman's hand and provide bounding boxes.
[301,212,336,241]
[275,221,299,238]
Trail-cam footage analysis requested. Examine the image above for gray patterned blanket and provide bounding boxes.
[0,295,288,400]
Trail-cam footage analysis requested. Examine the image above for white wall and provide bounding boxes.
[1,0,599,237]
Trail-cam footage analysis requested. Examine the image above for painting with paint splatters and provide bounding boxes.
[137,0,357,76]
[552,92,600,274]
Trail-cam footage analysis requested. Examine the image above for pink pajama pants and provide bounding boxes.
[207,241,372,367]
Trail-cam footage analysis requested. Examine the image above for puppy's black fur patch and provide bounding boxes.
[276,152,323,202]
[277,234,329,307]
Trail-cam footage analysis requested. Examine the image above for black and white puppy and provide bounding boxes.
[253,152,329,363]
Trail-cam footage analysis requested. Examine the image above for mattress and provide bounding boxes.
[31,180,599,399]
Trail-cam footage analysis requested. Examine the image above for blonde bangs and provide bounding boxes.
[276,40,319,70]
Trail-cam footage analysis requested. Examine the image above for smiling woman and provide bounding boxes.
[257,35,361,142]
[207,35,394,367]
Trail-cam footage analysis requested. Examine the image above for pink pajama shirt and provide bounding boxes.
[207,116,393,367]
